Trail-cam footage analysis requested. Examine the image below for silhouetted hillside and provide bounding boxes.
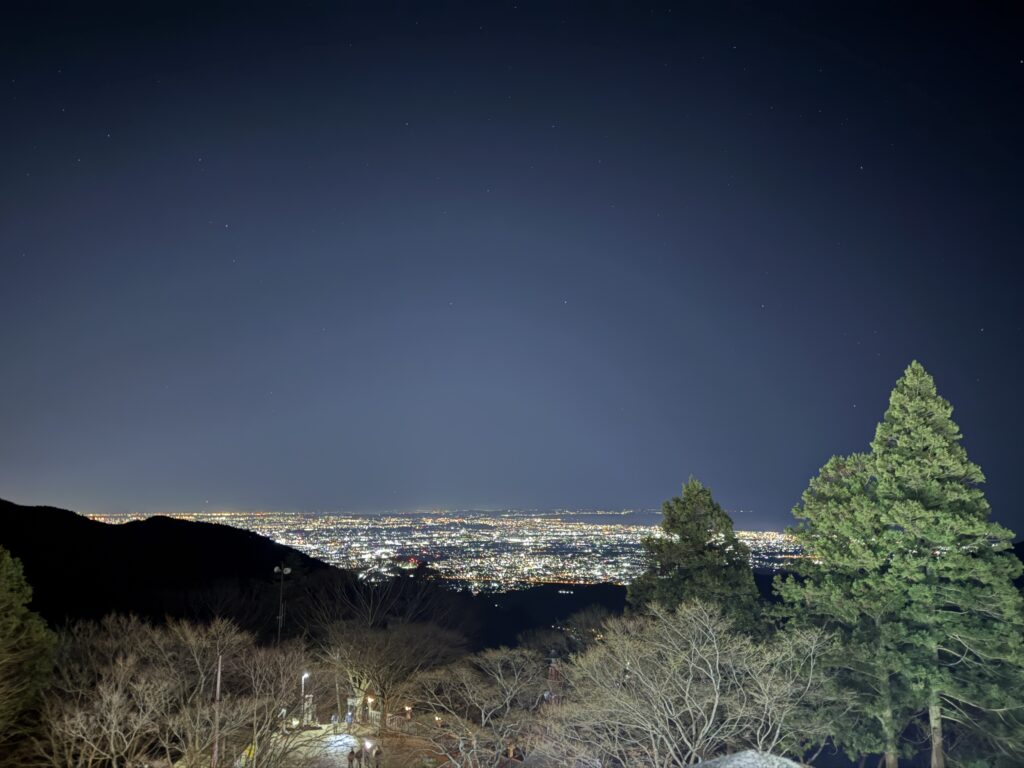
[0,498,330,632]
[484,582,626,647]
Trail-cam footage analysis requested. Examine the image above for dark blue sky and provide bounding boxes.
[2,2,1022,530]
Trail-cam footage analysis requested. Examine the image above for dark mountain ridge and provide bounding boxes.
[0,497,328,630]
[0,498,631,647]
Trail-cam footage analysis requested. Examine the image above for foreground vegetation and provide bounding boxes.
[2,361,1022,767]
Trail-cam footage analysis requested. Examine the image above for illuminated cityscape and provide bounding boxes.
[87,510,799,592]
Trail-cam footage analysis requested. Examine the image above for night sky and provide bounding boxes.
[2,2,1022,531]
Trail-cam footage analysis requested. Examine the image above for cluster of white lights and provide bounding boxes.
[88,510,800,592]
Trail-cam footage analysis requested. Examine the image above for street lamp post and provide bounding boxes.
[301,672,310,725]
[274,564,291,644]
[211,654,222,768]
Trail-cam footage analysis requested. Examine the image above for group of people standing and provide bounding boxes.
[346,744,382,768]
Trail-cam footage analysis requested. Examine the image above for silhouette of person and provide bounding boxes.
[373,745,382,768]
[346,748,355,768]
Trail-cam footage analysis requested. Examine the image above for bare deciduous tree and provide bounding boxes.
[741,625,837,757]
[548,601,834,766]
[303,572,456,634]
[413,647,549,768]
[38,618,169,768]
[148,618,251,767]
[317,620,464,734]
[238,642,311,768]
[36,615,317,768]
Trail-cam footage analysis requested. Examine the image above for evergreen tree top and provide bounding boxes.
[871,360,993,528]
[660,477,747,555]
[872,362,966,462]
[629,477,760,620]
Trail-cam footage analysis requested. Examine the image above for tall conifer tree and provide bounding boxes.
[776,454,909,768]
[0,546,53,749]
[782,362,1024,767]
[629,478,761,624]
[871,361,1024,767]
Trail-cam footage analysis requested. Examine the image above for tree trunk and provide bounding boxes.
[335,674,343,725]
[878,672,899,768]
[929,694,945,768]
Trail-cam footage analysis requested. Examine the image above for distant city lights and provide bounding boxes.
[86,509,800,593]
